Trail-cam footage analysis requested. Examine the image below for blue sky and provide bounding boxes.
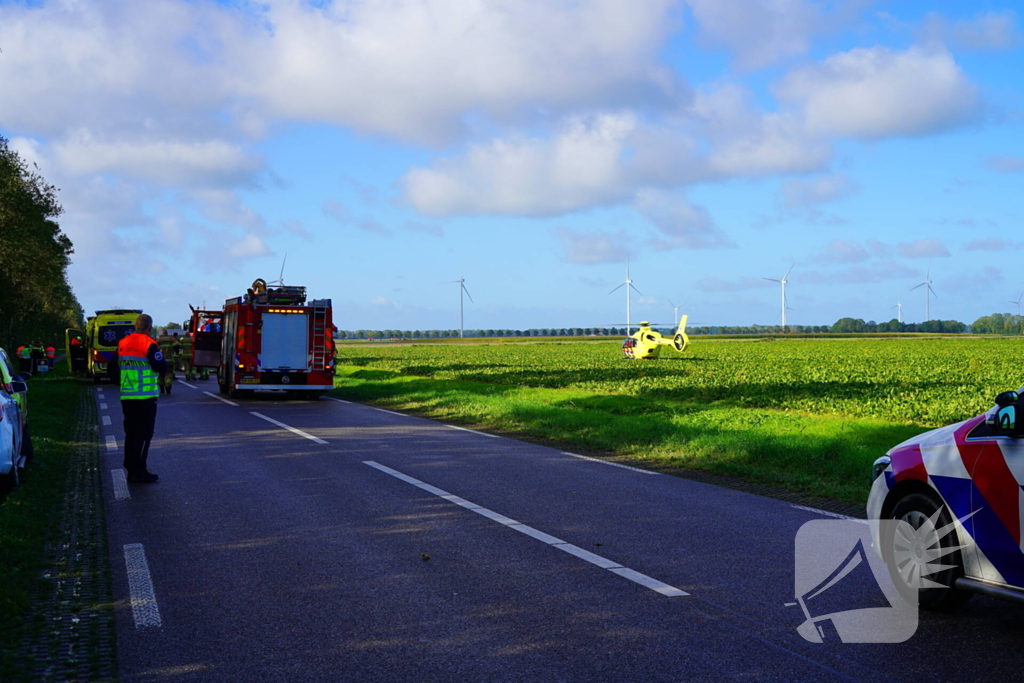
[1,0,1022,330]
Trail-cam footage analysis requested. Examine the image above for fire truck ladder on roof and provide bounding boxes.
[311,305,328,371]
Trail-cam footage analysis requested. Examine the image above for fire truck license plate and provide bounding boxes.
[240,378,259,384]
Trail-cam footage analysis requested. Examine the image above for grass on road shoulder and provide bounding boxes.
[0,368,89,636]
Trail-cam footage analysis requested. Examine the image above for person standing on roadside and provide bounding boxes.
[108,314,166,483]
[156,328,177,395]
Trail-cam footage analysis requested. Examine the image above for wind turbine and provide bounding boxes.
[445,277,474,338]
[764,264,794,331]
[668,300,682,326]
[269,253,288,285]
[609,259,643,335]
[890,299,903,323]
[1011,291,1024,317]
[911,264,937,321]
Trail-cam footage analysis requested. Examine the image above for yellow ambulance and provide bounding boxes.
[67,309,142,383]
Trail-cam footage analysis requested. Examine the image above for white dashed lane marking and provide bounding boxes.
[123,544,162,628]
[102,415,112,426]
[111,469,130,500]
[250,412,328,444]
[100,402,108,410]
[203,391,238,407]
[178,380,197,389]
[105,436,117,453]
[363,461,688,598]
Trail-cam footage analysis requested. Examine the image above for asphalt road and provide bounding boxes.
[95,380,1024,682]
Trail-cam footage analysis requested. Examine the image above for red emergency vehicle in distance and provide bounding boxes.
[217,278,336,399]
[186,307,225,374]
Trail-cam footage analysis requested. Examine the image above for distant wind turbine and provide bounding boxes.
[669,300,682,326]
[609,259,643,335]
[764,264,794,330]
[890,299,903,323]
[269,253,288,285]
[445,277,474,338]
[910,264,937,321]
[1011,291,1024,317]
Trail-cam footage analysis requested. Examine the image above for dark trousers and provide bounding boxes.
[121,398,158,475]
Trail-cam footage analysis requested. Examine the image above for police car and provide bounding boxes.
[0,347,30,494]
[868,390,1024,609]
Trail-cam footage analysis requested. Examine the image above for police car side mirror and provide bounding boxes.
[996,391,1019,407]
[11,381,28,393]
[996,404,1024,437]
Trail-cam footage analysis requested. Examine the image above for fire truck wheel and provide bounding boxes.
[218,381,229,395]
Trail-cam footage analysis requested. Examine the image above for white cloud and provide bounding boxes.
[815,239,870,264]
[898,238,950,258]
[983,156,1024,173]
[235,0,682,145]
[779,173,860,208]
[52,132,264,188]
[775,46,981,140]
[633,189,735,250]
[685,0,821,70]
[557,228,632,264]
[965,238,1023,252]
[685,0,874,71]
[403,113,637,216]
[323,198,390,236]
[919,10,1022,51]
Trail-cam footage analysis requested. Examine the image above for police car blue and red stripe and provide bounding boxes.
[869,392,1024,609]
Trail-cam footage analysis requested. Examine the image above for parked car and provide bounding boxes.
[0,347,30,494]
[868,389,1024,610]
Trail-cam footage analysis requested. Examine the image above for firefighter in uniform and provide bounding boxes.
[108,314,166,483]
[17,345,31,373]
[156,329,177,394]
[177,331,195,381]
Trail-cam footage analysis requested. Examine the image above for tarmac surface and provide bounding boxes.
[96,380,1024,682]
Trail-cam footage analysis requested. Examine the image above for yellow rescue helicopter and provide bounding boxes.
[621,316,690,359]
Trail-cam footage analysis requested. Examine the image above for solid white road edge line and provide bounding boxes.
[321,397,352,404]
[250,412,329,444]
[111,469,130,500]
[102,415,112,426]
[203,391,238,407]
[178,380,197,389]
[362,460,689,598]
[789,504,864,523]
[105,435,117,453]
[123,543,162,628]
[561,451,659,476]
[374,407,406,417]
[447,424,501,439]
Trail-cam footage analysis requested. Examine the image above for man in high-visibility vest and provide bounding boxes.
[108,314,166,483]
[17,344,32,373]
[156,329,177,395]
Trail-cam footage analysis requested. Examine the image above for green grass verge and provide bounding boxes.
[332,365,924,504]
[0,368,89,632]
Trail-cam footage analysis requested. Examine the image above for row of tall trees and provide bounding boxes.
[0,136,83,349]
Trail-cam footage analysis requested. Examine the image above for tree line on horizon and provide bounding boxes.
[0,136,84,350]
[336,314,1024,339]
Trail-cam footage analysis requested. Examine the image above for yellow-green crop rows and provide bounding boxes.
[336,336,1020,427]
[332,336,1022,502]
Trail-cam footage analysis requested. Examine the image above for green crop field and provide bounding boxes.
[331,336,1022,504]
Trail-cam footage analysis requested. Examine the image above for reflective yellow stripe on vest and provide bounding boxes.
[119,354,160,399]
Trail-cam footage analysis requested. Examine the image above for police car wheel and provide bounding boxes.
[885,492,971,611]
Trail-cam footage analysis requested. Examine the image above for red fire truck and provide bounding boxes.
[217,278,336,398]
